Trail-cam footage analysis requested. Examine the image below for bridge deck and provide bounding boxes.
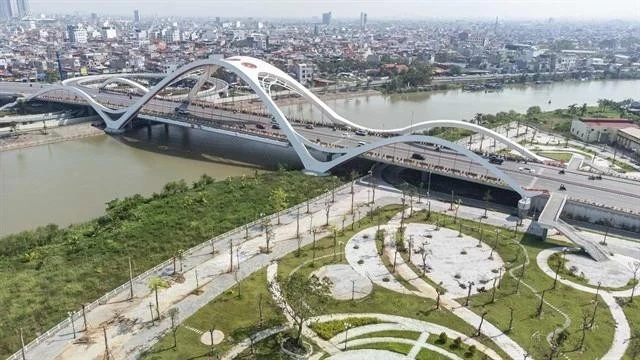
[539,192,609,261]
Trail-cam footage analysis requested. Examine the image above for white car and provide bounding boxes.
[342,132,351,137]
[518,166,535,174]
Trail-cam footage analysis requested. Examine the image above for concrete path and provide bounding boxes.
[407,332,430,358]
[537,248,632,359]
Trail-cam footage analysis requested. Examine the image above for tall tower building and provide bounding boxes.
[134,9,140,23]
[0,0,11,19]
[16,0,28,17]
[322,11,331,25]
[360,12,367,30]
[1,0,29,19]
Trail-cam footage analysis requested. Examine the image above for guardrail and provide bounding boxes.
[6,180,353,360]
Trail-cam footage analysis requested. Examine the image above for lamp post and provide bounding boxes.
[343,322,351,350]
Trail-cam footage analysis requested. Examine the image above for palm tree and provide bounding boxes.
[454,199,463,223]
[580,103,588,116]
[148,277,169,321]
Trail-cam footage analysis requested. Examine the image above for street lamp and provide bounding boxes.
[343,322,351,350]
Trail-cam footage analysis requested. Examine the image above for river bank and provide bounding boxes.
[0,122,104,152]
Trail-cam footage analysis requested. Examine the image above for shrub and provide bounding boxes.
[465,345,477,358]
[437,332,448,344]
[310,317,379,340]
[451,336,462,349]
[357,259,364,265]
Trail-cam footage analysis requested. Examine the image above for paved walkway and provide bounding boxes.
[537,248,633,359]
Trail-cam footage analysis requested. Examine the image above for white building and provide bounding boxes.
[570,117,635,143]
[296,63,313,85]
[101,27,117,40]
[68,25,88,44]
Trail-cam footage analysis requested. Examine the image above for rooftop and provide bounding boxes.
[619,126,640,140]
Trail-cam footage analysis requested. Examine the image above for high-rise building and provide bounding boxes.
[321,11,331,25]
[134,9,140,23]
[360,12,367,30]
[0,0,29,19]
[0,0,11,19]
[16,0,27,17]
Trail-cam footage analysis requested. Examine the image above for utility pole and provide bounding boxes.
[19,328,26,360]
[103,327,110,360]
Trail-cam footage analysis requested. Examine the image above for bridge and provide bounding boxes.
[2,56,640,261]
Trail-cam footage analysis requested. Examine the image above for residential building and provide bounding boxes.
[296,63,313,85]
[570,117,635,143]
[67,25,88,44]
[616,127,640,153]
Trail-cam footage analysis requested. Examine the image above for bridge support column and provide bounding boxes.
[517,197,531,222]
[104,127,126,135]
[164,123,169,134]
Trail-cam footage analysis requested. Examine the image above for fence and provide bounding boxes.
[6,180,354,360]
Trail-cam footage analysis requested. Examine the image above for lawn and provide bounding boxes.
[621,299,640,359]
[0,170,338,357]
[141,268,285,359]
[350,342,413,355]
[537,151,574,162]
[405,210,616,359]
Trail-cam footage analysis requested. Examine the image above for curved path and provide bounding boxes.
[537,248,633,359]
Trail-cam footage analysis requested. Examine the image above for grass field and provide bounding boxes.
[537,151,574,162]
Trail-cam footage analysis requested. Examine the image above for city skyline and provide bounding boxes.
[27,0,640,20]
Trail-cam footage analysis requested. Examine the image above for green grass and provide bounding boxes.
[350,342,413,355]
[406,210,616,359]
[311,317,380,340]
[351,330,422,341]
[621,299,640,359]
[537,151,573,162]
[0,170,338,357]
[415,348,451,360]
[141,268,286,359]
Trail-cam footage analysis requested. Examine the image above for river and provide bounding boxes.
[282,79,640,128]
[1,79,639,236]
[0,126,299,236]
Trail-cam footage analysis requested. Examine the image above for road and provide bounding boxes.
[3,80,640,213]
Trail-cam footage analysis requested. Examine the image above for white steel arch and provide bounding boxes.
[28,57,536,198]
[99,77,150,94]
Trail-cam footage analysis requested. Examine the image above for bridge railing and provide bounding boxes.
[6,180,353,360]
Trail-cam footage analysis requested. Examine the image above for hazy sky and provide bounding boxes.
[29,0,640,20]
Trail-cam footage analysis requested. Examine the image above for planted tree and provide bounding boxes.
[270,187,288,225]
[148,277,169,321]
[271,273,332,349]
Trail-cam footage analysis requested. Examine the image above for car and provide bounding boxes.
[488,157,504,165]
[355,129,367,136]
[518,166,535,173]
[357,141,367,147]
[342,132,351,137]
[411,153,425,160]
[174,107,190,115]
[271,124,281,129]
[256,123,265,129]
[305,124,314,129]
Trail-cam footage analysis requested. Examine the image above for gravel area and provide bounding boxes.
[405,223,505,298]
[312,264,373,300]
[564,253,639,288]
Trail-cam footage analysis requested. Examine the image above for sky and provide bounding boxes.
[28,0,640,20]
